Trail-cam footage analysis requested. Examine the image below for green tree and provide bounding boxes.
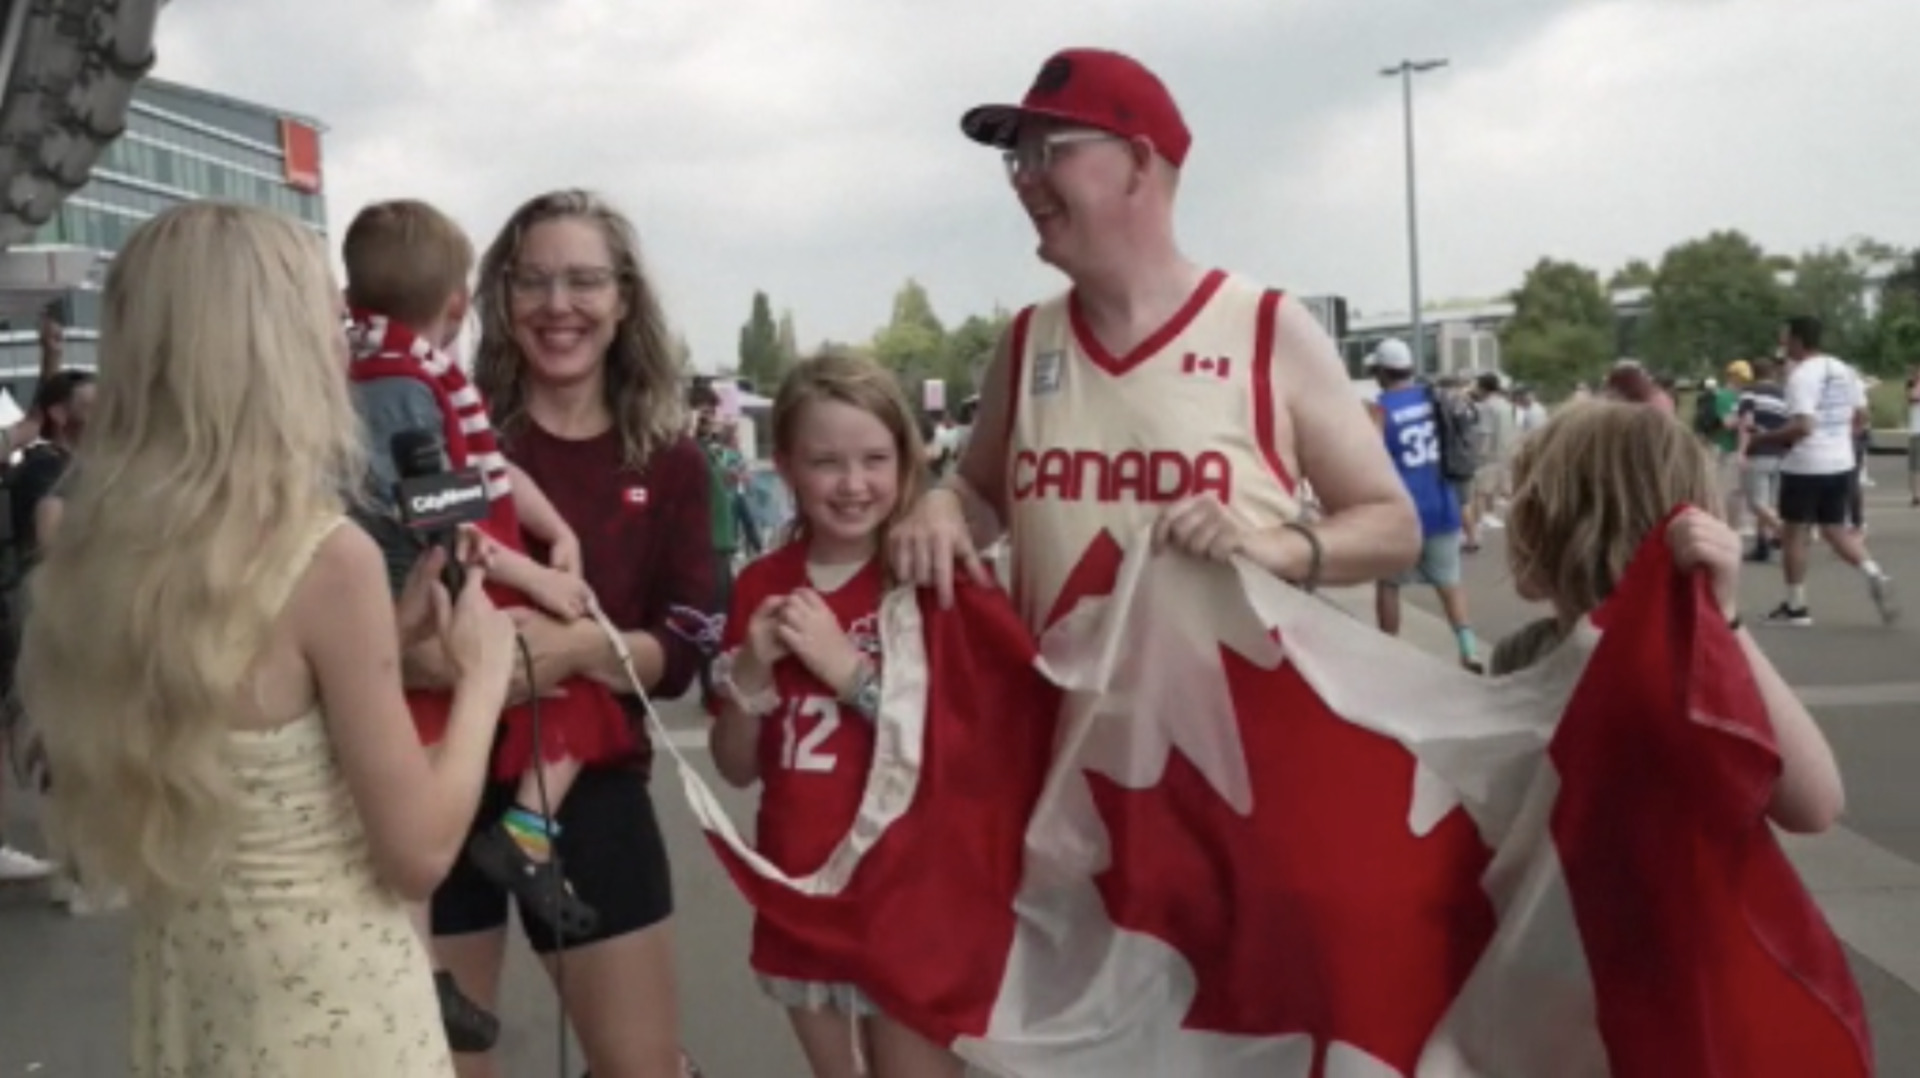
[1848,236,1904,266]
[1884,250,1920,307]
[872,278,949,407]
[1859,256,1920,376]
[776,308,799,367]
[1506,258,1613,336]
[1497,258,1614,394]
[736,290,784,390]
[1644,230,1784,375]
[1502,323,1614,399]
[1786,247,1870,360]
[1607,259,1656,291]
[1879,303,1920,372]
[937,310,1010,407]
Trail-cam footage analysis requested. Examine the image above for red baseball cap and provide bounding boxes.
[961,48,1192,168]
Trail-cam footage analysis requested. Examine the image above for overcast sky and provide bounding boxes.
[152,0,1917,371]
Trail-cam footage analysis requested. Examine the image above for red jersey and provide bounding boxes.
[720,541,884,982]
[508,425,719,772]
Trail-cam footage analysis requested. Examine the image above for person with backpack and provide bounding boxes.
[1431,374,1484,551]
[1365,340,1483,671]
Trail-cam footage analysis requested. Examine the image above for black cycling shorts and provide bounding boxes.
[431,765,674,954]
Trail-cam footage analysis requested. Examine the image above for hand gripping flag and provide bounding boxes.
[657,520,1871,1077]
[671,577,1062,1046]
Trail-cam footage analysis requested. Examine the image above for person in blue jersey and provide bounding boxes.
[1365,339,1482,672]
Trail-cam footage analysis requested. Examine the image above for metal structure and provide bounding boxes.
[1380,58,1447,372]
[0,0,165,317]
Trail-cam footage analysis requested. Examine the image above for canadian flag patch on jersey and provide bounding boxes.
[1180,352,1231,379]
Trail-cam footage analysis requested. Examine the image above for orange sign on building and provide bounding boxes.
[280,119,322,194]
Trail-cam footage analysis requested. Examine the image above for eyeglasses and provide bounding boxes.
[507,266,619,301]
[1002,130,1124,181]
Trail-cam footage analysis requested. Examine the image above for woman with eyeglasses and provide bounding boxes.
[411,189,717,1078]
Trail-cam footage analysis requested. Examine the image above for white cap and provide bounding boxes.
[1367,338,1414,373]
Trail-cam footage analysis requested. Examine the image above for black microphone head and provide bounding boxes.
[390,429,447,479]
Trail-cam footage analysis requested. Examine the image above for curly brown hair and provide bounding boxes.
[472,189,685,466]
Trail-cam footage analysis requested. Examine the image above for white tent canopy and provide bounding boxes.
[0,389,24,428]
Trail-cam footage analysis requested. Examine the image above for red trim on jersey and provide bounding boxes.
[1001,304,1035,468]
[1251,288,1298,495]
[1067,268,1226,377]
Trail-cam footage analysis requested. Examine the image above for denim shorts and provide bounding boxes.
[1389,531,1463,589]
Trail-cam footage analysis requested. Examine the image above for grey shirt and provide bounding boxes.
[350,377,448,597]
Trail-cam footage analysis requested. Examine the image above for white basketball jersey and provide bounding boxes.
[1002,269,1303,633]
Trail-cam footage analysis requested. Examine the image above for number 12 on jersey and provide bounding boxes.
[779,696,841,773]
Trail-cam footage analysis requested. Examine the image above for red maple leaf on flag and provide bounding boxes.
[1086,637,1498,1074]
[1045,528,1127,632]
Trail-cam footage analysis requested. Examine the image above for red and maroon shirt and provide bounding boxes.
[506,422,719,766]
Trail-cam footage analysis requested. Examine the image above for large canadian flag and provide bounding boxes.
[659,521,1872,1077]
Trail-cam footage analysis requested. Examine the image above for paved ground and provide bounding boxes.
[4,458,1920,1077]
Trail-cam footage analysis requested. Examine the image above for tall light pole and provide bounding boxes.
[1381,58,1447,373]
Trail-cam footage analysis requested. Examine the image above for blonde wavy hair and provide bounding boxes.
[21,203,365,904]
[1505,399,1716,617]
[770,351,927,564]
[472,189,684,466]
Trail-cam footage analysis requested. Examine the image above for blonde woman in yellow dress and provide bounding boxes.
[20,202,519,1076]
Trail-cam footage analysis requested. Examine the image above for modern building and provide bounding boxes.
[1336,288,1654,383]
[1334,259,1902,386]
[0,75,326,396]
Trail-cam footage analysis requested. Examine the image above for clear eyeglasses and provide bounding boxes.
[507,267,619,301]
[1001,131,1124,182]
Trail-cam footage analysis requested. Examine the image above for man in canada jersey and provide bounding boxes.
[890,47,1418,629]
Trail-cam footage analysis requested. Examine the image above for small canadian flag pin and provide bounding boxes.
[1181,352,1231,379]
[624,487,650,507]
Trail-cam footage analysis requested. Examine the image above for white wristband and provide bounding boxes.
[713,649,779,716]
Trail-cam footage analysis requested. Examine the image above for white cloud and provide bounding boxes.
[149,0,1919,368]
[1283,0,1920,316]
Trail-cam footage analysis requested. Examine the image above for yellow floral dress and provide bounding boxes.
[129,517,453,1076]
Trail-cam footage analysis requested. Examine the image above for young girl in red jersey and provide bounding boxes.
[709,353,964,1078]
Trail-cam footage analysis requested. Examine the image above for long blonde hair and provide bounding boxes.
[472,189,685,467]
[1505,399,1717,617]
[21,203,365,903]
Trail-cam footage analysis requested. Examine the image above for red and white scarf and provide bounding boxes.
[346,310,511,503]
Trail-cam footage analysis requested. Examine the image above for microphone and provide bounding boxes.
[390,428,491,596]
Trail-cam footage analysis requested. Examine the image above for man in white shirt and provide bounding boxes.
[1469,374,1517,528]
[1754,316,1896,626]
[1512,385,1549,435]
